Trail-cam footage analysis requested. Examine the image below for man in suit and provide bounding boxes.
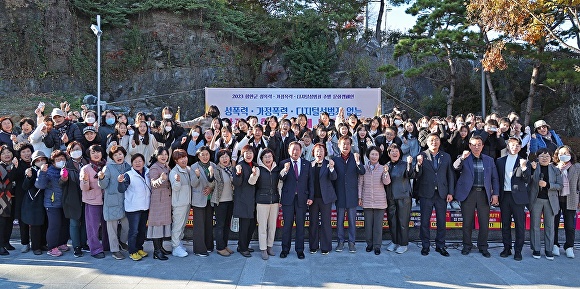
[332,136,365,253]
[279,141,311,259]
[496,137,530,261]
[374,127,403,165]
[415,133,455,256]
[454,135,500,258]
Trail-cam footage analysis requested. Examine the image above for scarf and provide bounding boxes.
[90,159,106,174]
[199,161,210,176]
[558,162,572,197]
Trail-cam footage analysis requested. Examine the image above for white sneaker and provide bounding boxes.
[386,242,398,252]
[566,247,575,258]
[172,245,188,257]
[395,245,408,254]
[552,245,560,256]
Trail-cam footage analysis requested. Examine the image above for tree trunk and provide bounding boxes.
[446,48,456,116]
[485,72,500,113]
[524,44,545,127]
[375,0,385,41]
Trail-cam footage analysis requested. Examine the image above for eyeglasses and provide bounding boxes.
[469,143,483,147]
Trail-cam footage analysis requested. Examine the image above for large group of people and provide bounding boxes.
[0,102,577,263]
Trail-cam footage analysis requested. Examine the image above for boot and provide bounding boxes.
[153,239,168,260]
[159,239,172,255]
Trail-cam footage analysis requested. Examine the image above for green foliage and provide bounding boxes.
[285,39,336,87]
[377,64,402,78]
[420,93,447,117]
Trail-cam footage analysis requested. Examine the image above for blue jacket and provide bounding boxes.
[332,153,365,208]
[36,166,65,208]
[530,130,563,154]
[453,154,500,202]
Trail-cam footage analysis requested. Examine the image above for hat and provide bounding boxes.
[534,120,550,130]
[51,108,66,119]
[31,151,47,163]
[83,126,97,134]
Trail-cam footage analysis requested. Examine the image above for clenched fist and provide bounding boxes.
[406,156,413,164]
[194,168,201,177]
[236,165,242,175]
[174,173,181,182]
[117,174,125,183]
[461,150,471,160]
[328,159,335,169]
[417,155,424,166]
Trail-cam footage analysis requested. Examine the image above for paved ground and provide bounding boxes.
[0,238,579,289]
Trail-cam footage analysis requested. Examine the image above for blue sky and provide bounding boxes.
[368,2,416,34]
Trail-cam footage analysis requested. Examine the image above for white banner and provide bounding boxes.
[205,88,381,126]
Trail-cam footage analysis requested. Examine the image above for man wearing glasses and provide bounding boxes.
[453,135,500,258]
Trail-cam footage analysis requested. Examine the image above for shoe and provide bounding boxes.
[545,250,554,260]
[348,242,356,253]
[92,252,105,259]
[451,200,461,210]
[374,248,381,255]
[58,244,69,252]
[225,247,234,254]
[74,247,83,257]
[514,251,522,261]
[112,251,125,260]
[500,248,512,258]
[436,247,450,257]
[217,249,231,257]
[207,249,214,253]
[310,249,318,254]
[421,248,429,256]
[480,249,491,258]
[552,245,560,256]
[321,250,329,255]
[461,247,470,255]
[153,250,168,260]
[21,244,30,253]
[172,246,188,257]
[297,251,305,259]
[261,250,269,260]
[396,246,408,254]
[386,242,398,252]
[47,248,62,257]
[248,247,255,253]
[0,247,9,255]
[119,242,128,251]
[81,245,90,252]
[566,247,575,258]
[532,250,541,259]
[366,246,373,252]
[335,242,344,252]
[130,252,142,261]
[239,251,251,258]
[280,251,288,258]
[137,250,148,257]
[41,245,49,251]
[160,246,172,255]
[5,244,15,250]
[267,246,275,256]
[33,249,42,255]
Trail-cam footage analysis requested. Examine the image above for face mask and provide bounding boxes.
[394,120,402,126]
[55,160,66,169]
[164,126,172,132]
[106,118,115,125]
[559,155,571,163]
[35,160,46,168]
[163,114,172,120]
[70,151,83,159]
[86,117,96,124]
[421,123,428,128]
[192,132,200,138]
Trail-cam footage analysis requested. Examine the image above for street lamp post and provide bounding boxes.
[91,15,102,123]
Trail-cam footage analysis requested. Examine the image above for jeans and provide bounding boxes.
[69,206,87,248]
[45,207,70,249]
[336,207,357,243]
[554,201,577,249]
[126,210,148,254]
[214,201,233,251]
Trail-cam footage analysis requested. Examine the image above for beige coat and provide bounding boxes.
[358,163,391,209]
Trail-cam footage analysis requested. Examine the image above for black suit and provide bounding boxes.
[415,150,455,250]
[279,158,311,253]
[308,160,337,252]
[496,155,530,253]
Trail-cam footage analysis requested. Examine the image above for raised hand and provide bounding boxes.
[160,172,168,181]
[194,168,201,177]
[61,133,69,144]
[353,153,360,164]
[97,170,105,180]
[41,164,48,172]
[12,157,18,168]
[252,166,259,176]
[236,165,242,175]
[117,174,125,183]
[417,155,424,166]
[461,150,471,160]
[328,159,335,169]
[531,161,537,170]
[25,168,32,178]
[10,134,17,142]
[519,159,527,168]
[284,162,290,172]
[181,136,187,144]
[406,155,413,164]
[208,165,214,176]
[174,173,181,182]
[384,164,389,173]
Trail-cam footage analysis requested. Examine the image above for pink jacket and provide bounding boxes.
[358,163,390,209]
[80,164,104,206]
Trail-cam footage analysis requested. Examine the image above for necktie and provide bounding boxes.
[293,161,299,179]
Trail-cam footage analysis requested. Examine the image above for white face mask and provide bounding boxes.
[192,132,200,138]
[55,160,66,169]
[35,160,46,168]
[394,119,402,126]
[86,117,96,124]
[163,114,172,120]
[559,155,571,163]
[164,126,172,132]
[70,150,83,159]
